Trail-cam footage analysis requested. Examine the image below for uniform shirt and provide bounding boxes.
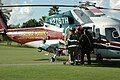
[79,34,92,50]
[67,33,79,48]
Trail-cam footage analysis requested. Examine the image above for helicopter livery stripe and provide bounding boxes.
[6,27,64,44]
[94,40,120,51]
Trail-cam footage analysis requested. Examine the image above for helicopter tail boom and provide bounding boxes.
[0,10,8,33]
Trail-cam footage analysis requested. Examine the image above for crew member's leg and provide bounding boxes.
[81,50,85,64]
[73,47,80,65]
[68,48,74,64]
[87,51,91,64]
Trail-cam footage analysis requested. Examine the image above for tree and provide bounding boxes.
[38,16,46,26]
[48,5,60,16]
[9,24,20,28]
[22,19,39,28]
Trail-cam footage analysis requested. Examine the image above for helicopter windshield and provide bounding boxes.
[72,9,93,24]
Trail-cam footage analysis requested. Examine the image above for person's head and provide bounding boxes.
[76,25,82,30]
[85,29,92,35]
[76,26,82,33]
[69,27,76,34]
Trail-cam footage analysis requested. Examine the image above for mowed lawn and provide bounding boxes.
[0,43,120,80]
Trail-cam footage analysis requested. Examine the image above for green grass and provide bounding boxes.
[0,43,120,80]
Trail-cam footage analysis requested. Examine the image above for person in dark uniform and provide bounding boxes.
[85,29,94,52]
[75,26,82,62]
[79,29,92,64]
[76,26,82,41]
[66,27,79,65]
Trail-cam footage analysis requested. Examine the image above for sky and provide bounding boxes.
[2,0,120,25]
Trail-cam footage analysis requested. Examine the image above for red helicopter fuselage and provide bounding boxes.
[6,27,64,44]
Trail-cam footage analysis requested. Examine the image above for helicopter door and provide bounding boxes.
[95,28,100,39]
[105,28,116,41]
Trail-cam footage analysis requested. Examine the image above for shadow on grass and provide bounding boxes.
[85,60,120,68]
[0,42,34,48]
[56,58,68,61]
[34,57,67,61]
[34,58,50,61]
[34,56,120,68]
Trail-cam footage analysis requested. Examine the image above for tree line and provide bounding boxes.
[10,6,60,28]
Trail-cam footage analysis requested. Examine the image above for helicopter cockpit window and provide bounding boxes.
[112,30,119,38]
[73,9,93,24]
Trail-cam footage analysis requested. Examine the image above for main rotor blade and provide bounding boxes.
[0,4,78,8]
[97,7,120,11]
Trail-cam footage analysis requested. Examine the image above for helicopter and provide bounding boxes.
[0,1,120,61]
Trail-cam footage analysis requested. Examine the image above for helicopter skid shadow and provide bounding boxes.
[87,60,120,68]
[34,58,50,61]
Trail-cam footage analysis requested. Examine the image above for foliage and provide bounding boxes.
[0,33,12,45]
[22,19,40,28]
[9,24,20,28]
[21,6,60,28]
[12,6,60,28]
[39,16,46,26]
[48,5,60,16]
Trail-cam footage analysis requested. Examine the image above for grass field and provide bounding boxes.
[0,43,120,80]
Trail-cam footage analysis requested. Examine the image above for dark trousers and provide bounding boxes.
[81,49,91,64]
[68,47,78,62]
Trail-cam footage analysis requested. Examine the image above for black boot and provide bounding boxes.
[51,57,55,62]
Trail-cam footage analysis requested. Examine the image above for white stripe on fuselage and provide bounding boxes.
[6,26,64,35]
[25,39,64,48]
[43,23,64,33]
